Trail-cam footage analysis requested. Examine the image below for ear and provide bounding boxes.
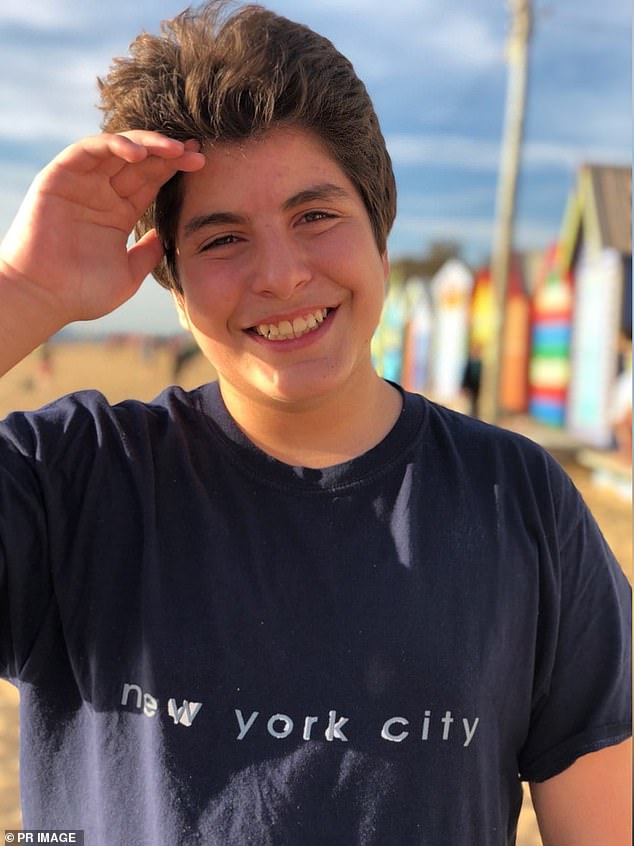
[171,290,191,332]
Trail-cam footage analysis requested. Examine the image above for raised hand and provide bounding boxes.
[0,131,205,327]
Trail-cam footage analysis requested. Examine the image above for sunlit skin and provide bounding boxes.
[173,127,402,465]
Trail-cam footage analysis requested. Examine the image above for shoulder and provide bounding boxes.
[0,383,210,462]
[417,394,559,477]
[408,393,584,532]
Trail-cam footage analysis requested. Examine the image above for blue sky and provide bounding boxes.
[0,0,630,335]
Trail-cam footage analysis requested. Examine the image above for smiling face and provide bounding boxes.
[173,127,389,418]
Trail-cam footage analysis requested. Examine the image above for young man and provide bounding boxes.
[0,3,630,843]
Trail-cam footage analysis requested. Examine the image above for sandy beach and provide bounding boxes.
[0,340,630,842]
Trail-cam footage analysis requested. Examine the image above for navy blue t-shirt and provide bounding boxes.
[0,382,630,844]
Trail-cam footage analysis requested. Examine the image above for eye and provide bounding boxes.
[301,210,336,224]
[200,234,241,251]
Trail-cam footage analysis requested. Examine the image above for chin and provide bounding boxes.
[253,365,351,408]
[257,381,334,408]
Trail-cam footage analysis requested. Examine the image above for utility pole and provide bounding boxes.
[480,0,532,422]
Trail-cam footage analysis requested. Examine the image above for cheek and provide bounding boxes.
[179,274,240,333]
[317,236,385,292]
[346,253,388,312]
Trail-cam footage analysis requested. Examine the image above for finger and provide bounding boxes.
[54,132,193,176]
[99,137,204,180]
[110,150,205,202]
[126,228,165,288]
[98,134,202,180]
[118,130,196,158]
[55,135,149,174]
[102,134,204,172]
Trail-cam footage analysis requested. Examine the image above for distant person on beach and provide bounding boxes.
[461,338,483,418]
[37,342,54,385]
[0,3,630,844]
[171,336,202,381]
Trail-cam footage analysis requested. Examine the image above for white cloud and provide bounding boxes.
[0,43,113,144]
[524,141,630,169]
[0,1,74,29]
[273,0,504,79]
[391,212,558,256]
[0,0,177,32]
[415,13,501,70]
[396,214,494,242]
[531,87,632,150]
[398,186,496,215]
[387,134,500,170]
[387,133,630,172]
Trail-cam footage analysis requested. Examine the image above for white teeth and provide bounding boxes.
[292,316,307,334]
[254,308,330,341]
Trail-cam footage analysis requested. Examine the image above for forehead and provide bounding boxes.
[177,127,356,215]
[204,126,338,169]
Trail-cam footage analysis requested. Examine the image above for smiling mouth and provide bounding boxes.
[249,308,333,341]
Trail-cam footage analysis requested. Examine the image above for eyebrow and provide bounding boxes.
[183,211,246,238]
[282,182,351,211]
[182,182,351,239]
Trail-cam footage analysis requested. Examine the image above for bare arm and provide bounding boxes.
[530,738,632,845]
[0,131,205,375]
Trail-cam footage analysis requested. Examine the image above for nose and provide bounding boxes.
[249,230,311,299]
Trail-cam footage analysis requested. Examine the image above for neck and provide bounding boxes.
[218,370,403,468]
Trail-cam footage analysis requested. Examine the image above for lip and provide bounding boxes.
[246,307,337,350]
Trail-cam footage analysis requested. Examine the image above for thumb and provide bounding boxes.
[127,229,166,288]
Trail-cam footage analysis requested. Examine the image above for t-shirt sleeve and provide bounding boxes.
[517,455,632,782]
[0,415,53,682]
